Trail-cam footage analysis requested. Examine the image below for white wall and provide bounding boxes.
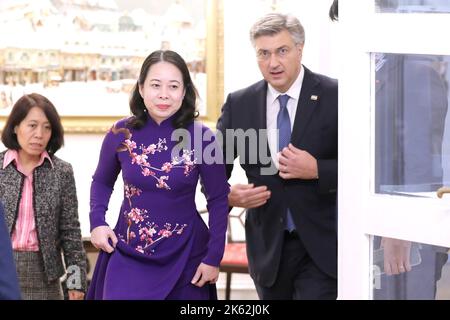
[57,133,122,237]
[224,0,339,96]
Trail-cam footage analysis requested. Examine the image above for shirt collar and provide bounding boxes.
[3,149,54,170]
[267,65,304,106]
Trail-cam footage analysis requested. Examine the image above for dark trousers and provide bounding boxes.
[255,231,337,300]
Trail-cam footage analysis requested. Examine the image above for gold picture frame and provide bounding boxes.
[0,0,224,133]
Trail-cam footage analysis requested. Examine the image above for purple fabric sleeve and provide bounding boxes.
[198,126,230,267]
[89,125,123,231]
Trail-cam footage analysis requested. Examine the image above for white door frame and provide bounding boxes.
[338,0,450,299]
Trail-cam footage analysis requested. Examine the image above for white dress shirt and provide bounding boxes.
[266,66,305,168]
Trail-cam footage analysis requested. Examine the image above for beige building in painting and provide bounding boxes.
[0,0,205,87]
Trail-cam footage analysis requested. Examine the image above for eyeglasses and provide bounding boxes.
[256,46,293,61]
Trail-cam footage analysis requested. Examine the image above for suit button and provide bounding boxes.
[280,217,284,224]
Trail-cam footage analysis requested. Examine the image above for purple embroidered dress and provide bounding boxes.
[86,115,229,300]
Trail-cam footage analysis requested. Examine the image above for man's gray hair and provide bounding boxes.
[249,13,305,47]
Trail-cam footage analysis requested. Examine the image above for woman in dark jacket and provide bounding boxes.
[0,93,86,300]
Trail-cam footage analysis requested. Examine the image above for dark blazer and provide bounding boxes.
[0,151,87,292]
[217,66,338,287]
[0,202,21,299]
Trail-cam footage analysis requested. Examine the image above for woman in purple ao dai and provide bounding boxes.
[86,50,230,300]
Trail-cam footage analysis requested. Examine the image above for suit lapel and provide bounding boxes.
[291,67,320,145]
[255,81,268,131]
[254,82,275,165]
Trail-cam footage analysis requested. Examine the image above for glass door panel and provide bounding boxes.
[375,53,450,197]
[339,0,450,299]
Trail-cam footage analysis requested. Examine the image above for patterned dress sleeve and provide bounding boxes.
[198,125,230,267]
[89,121,128,231]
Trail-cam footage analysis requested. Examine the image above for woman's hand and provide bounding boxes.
[228,184,271,208]
[191,262,219,287]
[68,290,85,300]
[90,226,118,253]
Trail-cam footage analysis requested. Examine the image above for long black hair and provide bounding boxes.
[128,50,199,129]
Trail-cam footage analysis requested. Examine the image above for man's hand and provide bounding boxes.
[90,225,118,253]
[381,237,412,275]
[278,144,318,180]
[228,184,271,208]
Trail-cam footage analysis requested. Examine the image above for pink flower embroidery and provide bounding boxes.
[139,225,157,239]
[124,139,136,150]
[125,184,142,199]
[161,162,173,173]
[142,168,155,177]
[156,176,170,190]
[120,221,188,255]
[117,136,195,254]
[127,208,146,223]
[130,152,139,164]
[134,154,149,166]
[136,246,144,254]
[142,139,168,155]
[143,144,156,154]
[159,229,173,238]
[123,137,197,189]
[171,149,196,177]
[124,207,148,244]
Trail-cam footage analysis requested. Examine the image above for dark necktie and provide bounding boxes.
[277,94,296,232]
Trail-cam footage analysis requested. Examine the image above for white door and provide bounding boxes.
[339,0,450,299]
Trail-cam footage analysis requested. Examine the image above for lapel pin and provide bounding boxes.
[310,95,318,101]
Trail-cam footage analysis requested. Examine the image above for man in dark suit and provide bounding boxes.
[0,202,21,300]
[216,13,338,299]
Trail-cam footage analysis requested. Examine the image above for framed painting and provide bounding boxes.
[0,0,223,133]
